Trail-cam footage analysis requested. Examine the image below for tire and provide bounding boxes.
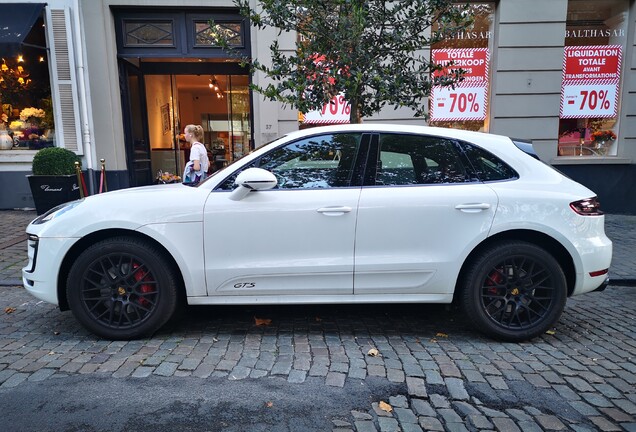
[459,241,567,342]
[66,236,179,340]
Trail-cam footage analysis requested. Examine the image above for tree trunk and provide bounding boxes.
[349,99,363,124]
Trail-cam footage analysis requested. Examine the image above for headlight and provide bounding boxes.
[32,200,83,225]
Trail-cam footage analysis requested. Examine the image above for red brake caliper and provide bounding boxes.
[133,263,154,307]
[486,268,503,295]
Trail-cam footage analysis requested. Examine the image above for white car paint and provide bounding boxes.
[22,124,612,340]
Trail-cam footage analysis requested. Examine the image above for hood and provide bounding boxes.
[28,183,211,238]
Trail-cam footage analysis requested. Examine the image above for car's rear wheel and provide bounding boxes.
[459,241,567,342]
[67,236,178,340]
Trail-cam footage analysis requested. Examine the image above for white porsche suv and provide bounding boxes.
[23,124,612,341]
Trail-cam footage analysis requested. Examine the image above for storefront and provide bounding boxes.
[0,0,83,209]
[1,0,635,214]
[113,8,253,187]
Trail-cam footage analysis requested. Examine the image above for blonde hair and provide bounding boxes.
[185,124,204,142]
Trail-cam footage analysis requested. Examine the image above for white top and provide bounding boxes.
[189,142,209,173]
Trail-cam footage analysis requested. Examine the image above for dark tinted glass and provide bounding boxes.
[461,142,518,181]
[216,133,361,190]
[375,134,470,185]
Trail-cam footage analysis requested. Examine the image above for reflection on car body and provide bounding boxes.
[22,124,612,341]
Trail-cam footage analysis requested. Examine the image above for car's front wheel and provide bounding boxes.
[66,236,179,340]
[459,241,567,342]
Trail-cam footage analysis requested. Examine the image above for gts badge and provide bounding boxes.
[234,282,256,289]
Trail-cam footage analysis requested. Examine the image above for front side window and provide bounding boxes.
[217,133,361,190]
[375,134,470,185]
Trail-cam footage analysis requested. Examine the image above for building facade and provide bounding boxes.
[1,0,635,213]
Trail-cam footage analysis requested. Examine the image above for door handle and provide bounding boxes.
[455,203,491,213]
[317,206,352,216]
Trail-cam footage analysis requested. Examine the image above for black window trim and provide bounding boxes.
[362,132,482,188]
[213,132,371,191]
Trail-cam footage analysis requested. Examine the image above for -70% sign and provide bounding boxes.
[303,93,351,124]
[322,95,351,116]
[561,84,617,118]
[431,87,486,121]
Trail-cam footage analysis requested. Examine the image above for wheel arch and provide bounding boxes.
[57,229,186,311]
[454,229,576,301]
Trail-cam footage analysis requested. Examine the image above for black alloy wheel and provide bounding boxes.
[67,237,178,340]
[460,241,567,342]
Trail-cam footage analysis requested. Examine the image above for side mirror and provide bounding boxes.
[229,168,278,201]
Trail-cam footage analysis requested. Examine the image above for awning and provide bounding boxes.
[0,3,46,54]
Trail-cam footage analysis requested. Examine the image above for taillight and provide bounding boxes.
[570,197,604,216]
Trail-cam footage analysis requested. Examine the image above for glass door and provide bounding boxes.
[119,60,153,186]
[142,72,251,180]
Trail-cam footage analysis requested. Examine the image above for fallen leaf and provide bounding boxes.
[367,348,380,357]
[254,317,272,326]
[4,307,16,314]
[379,401,393,413]
[545,329,556,335]
[435,332,448,338]
[265,401,274,408]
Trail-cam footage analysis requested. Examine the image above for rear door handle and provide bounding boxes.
[455,203,491,213]
[317,206,352,216]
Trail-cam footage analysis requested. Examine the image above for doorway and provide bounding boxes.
[144,73,251,182]
[113,7,253,187]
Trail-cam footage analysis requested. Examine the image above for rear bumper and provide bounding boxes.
[592,276,610,292]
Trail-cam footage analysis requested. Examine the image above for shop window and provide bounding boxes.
[558,0,628,157]
[194,21,243,47]
[0,16,54,151]
[123,21,175,47]
[429,3,495,132]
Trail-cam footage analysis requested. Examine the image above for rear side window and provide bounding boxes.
[375,134,471,185]
[460,142,518,182]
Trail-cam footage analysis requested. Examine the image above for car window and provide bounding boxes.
[375,134,470,185]
[460,142,518,182]
[216,133,361,190]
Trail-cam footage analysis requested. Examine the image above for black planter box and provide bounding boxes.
[28,175,81,215]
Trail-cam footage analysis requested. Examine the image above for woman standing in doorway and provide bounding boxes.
[183,124,210,184]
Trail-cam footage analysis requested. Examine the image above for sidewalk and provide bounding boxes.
[1,209,635,285]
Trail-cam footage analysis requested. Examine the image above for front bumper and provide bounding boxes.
[22,234,77,306]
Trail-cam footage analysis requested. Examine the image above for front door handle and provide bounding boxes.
[317,206,352,216]
[455,203,491,213]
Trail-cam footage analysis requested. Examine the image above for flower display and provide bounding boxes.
[156,171,181,184]
[9,120,24,130]
[591,130,616,143]
[20,107,46,121]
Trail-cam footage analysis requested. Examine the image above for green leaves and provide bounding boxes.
[220,0,473,123]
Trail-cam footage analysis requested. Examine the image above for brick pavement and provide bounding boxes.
[1,209,636,431]
[1,284,635,431]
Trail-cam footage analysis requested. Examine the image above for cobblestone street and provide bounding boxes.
[1,210,635,431]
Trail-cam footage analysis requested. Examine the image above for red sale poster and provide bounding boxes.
[560,45,622,119]
[430,48,490,121]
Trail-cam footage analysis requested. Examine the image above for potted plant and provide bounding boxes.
[28,147,82,214]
